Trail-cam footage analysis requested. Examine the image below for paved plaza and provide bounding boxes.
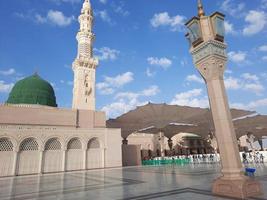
[0,163,267,200]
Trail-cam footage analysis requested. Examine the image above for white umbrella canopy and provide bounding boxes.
[137,123,201,138]
[234,115,267,138]
[106,103,257,139]
[107,103,211,138]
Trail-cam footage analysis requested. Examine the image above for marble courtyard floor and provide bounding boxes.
[1,163,267,200]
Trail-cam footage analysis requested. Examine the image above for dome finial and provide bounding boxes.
[198,0,205,17]
[33,68,39,76]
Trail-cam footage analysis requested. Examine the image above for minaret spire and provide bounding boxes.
[198,0,205,17]
[72,0,98,110]
[82,0,91,10]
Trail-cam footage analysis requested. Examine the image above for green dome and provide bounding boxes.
[6,74,57,107]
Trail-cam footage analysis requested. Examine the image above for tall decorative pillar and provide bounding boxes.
[158,131,165,157]
[185,1,262,198]
[122,138,128,145]
[72,0,98,110]
[258,138,264,151]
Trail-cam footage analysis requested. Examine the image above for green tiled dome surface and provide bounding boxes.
[6,74,57,107]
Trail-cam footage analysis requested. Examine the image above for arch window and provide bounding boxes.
[87,138,100,149]
[20,138,39,151]
[67,138,82,150]
[45,138,61,151]
[0,138,13,151]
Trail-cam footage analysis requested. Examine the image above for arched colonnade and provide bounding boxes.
[0,136,104,176]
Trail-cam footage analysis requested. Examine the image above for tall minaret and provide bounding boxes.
[72,0,98,110]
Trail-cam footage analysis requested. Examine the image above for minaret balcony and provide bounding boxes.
[72,57,98,70]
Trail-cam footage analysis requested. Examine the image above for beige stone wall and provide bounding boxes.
[104,128,123,167]
[0,105,121,177]
[122,144,141,166]
[0,105,105,128]
[128,133,170,152]
[0,125,122,177]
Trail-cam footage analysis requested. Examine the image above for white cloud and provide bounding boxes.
[115,92,139,100]
[146,68,156,77]
[224,77,241,90]
[259,45,267,51]
[225,70,233,74]
[232,98,267,111]
[224,74,265,95]
[221,0,245,17]
[228,51,247,63]
[105,72,133,87]
[96,72,134,95]
[0,68,16,76]
[115,85,160,100]
[170,89,209,108]
[150,12,186,32]
[95,10,113,24]
[224,21,236,34]
[243,83,264,94]
[241,73,259,82]
[35,10,75,27]
[243,10,267,36]
[141,85,160,96]
[147,57,172,70]
[186,74,204,84]
[112,2,129,17]
[0,81,14,93]
[94,47,120,61]
[102,85,160,118]
[102,99,147,119]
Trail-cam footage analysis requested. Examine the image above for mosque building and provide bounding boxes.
[0,0,122,177]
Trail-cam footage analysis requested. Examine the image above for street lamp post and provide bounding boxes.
[185,0,262,198]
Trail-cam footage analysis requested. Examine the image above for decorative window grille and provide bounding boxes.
[88,138,100,149]
[67,138,82,150]
[0,138,13,151]
[45,138,61,151]
[79,43,91,57]
[20,138,39,151]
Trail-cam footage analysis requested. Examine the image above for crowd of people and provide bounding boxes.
[151,154,221,164]
[242,152,265,164]
[145,151,266,165]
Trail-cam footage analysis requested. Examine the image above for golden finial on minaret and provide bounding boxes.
[198,0,205,17]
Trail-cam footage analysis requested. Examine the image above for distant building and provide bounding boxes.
[128,132,213,160]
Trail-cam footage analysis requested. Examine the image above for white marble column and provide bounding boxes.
[13,151,18,176]
[159,132,165,157]
[62,149,66,172]
[83,148,87,170]
[38,150,44,174]
[101,148,105,168]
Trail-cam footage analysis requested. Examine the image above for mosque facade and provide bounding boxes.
[0,0,122,177]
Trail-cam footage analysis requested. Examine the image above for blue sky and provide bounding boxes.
[0,0,267,119]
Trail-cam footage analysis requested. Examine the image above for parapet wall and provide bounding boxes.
[0,105,106,128]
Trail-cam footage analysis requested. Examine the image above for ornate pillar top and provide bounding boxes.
[198,0,205,17]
